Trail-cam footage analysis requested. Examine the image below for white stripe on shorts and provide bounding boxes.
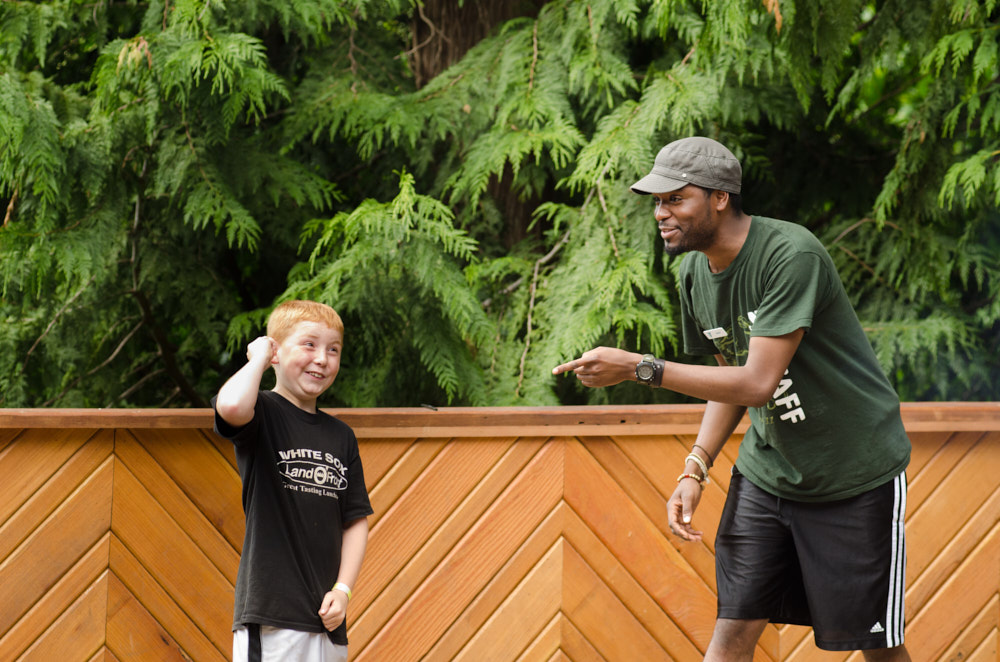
[885,472,907,648]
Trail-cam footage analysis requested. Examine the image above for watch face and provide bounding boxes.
[636,362,655,381]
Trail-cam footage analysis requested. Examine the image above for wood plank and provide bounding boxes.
[905,430,951,481]
[967,628,997,662]
[356,437,417,488]
[0,428,112,561]
[517,614,561,662]
[0,409,217,429]
[109,535,229,662]
[362,436,514,609]
[204,427,240,472]
[0,456,113,637]
[0,534,110,660]
[905,524,999,658]
[86,648,122,662]
[563,439,717,644]
[561,503,705,660]
[355,441,564,662]
[17,572,108,662]
[907,430,982,514]
[105,573,197,661]
[115,429,241,580]
[908,483,999,613]
[970,629,997,662]
[425,504,566,661]
[937,595,998,662]
[0,427,95,526]
[111,460,234,654]
[906,434,1000,587]
[348,437,546,638]
[452,540,563,662]
[562,542,675,661]
[86,648,121,662]
[596,434,719,575]
[130,427,244,551]
[0,428,20,452]
[3,401,998,433]
[558,616,606,662]
[365,438,447,528]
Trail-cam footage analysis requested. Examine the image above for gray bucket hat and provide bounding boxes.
[630,136,742,195]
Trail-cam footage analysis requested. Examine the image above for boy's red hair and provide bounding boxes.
[266,300,344,342]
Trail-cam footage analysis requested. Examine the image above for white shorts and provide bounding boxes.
[233,625,348,662]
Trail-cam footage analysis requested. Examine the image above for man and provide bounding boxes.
[552,137,912,661]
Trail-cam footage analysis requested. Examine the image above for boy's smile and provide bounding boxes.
[272,321,343,412]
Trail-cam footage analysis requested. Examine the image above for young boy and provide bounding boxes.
[213,300,373,662]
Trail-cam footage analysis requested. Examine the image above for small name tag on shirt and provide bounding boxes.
[703,327,728,340]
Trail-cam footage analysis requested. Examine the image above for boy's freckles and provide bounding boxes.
[272,322,343,410]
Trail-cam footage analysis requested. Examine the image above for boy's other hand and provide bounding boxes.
[318,590,348,630]
[246,336,277,365]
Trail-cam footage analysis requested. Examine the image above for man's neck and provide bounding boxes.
[704,212,752,273]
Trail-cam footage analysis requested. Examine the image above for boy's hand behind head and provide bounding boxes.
[247,336,277,366]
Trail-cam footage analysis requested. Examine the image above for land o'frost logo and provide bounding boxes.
[277,448,347,497]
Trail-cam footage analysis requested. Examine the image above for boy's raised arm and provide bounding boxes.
[215,336,276,427]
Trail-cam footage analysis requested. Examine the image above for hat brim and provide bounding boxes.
[629,172,691,195]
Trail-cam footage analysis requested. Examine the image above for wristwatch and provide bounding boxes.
[635,354,657,386]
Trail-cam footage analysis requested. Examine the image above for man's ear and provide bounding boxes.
[712,190,730,211]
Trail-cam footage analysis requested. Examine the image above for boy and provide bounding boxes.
[214,300,373,662]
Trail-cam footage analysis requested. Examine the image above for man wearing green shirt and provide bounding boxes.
[553,137,911,661]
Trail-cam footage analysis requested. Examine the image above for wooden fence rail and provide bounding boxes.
[0,403,997,662]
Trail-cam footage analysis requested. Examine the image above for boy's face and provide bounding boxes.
[271,320,343,412]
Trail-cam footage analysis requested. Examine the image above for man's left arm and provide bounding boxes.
[552,329,805,407]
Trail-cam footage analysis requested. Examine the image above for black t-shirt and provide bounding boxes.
[213,390,373,645]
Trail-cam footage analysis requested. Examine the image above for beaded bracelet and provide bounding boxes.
[677,472,706,489]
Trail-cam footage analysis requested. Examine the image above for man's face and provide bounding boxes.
[651,185,716,256]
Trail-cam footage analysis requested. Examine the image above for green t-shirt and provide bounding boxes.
[678,216,910,501]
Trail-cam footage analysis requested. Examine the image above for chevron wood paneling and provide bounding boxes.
[0,404,997,662]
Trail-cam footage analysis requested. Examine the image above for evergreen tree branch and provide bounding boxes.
[515,258,541,398]
[129,288,207,406]
[22,275,96,373]
[3,187,17,227]
[112,367,167,405]
[39,319,145,406]
[514,227,571,395]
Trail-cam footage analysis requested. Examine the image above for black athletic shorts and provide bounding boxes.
[715,469,907,651]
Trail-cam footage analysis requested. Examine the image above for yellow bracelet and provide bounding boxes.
[332,582,352,600]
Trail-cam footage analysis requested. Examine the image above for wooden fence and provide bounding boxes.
[0,403,997,662]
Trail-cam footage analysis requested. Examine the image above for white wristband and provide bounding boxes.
[332,583,352,600]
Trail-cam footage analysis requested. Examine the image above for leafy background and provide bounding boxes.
[2,0,998,408]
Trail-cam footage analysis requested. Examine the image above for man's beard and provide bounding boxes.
[662,211,715,256]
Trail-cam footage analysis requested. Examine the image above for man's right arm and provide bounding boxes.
[215,336,275,428]
[668,355,747,542]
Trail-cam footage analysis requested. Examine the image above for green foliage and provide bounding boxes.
[2,0,998,407]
